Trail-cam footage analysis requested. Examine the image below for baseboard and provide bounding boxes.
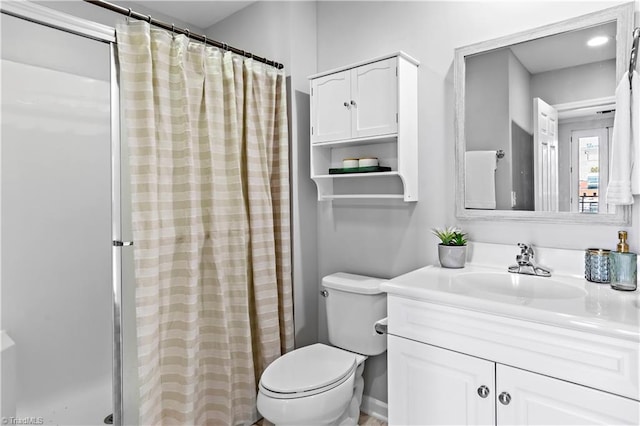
[361,395,388,422]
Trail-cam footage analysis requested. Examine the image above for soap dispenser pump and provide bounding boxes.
[610,230,637,291]
[617,231,629,253]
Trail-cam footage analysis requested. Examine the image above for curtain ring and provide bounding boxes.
[185,29,190,39]
[126,8,132,23]
[171,24,175,37]
[203,35,207,46]
[146,14,152,23]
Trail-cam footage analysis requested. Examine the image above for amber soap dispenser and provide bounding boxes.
[610,231,637,291]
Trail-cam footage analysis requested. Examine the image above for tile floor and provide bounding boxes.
[359,412,388,426]
[253,413,387,426]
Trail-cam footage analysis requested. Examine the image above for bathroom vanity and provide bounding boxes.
[382,245,640,425]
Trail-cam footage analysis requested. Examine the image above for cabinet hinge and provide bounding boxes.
[396,67,398,76]
[396,113,398,123]
[311,126,314,135]
[311,87,313,96]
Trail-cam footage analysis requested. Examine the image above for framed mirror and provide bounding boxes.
[454,3,634,224]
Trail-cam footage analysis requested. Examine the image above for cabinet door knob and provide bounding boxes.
[350,100,357,107]
[343,101,350,108]
[498,392,511,405]
[477,385,490,398]
[320,290,329,297]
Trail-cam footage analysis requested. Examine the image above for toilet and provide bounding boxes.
[257,272,387,426]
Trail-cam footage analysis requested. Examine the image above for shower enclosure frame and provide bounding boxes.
[0,2,125,424]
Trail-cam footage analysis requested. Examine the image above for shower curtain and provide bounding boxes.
[116,21,293,425]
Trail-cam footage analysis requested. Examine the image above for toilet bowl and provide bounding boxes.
[257,273,387,426]
[257,344,366,425]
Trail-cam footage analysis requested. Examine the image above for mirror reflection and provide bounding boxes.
[464,21,617,213]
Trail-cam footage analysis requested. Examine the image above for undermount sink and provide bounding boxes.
[452,272,587,300]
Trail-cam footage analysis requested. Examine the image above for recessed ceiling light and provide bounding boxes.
[587,36,609,47]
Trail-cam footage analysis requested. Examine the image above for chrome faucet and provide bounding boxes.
[508,243,552,277]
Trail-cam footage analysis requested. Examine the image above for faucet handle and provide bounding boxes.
[517,243,534,257]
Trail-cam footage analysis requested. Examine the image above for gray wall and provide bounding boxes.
[508,52,534,210]
[35,1,203,33]
[531,59,617,105]
[508,52,533,134]
[315,0,639,405]
[466,49,512,209]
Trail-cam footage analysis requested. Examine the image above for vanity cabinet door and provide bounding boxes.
[351,57,397,139]
[311,70,351,143]
[388,335,495,425]
[496,364,640,425]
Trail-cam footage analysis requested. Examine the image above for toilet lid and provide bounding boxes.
[260,343,357,395]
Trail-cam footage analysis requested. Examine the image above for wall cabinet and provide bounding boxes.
[387,296,640,425]
[308,52,419,201]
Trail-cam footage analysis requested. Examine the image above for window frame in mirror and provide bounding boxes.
[454,2,634,225]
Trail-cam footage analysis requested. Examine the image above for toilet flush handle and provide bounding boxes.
[320,290,329,297]
[374,317,388,335]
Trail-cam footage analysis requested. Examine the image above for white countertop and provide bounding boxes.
[382,264,640,342]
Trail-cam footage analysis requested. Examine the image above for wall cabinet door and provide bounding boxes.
[497,364,640,425]
[311,70,351,143]
[388,335,495,425]
[311,58,398,144]
[351,58,397,139]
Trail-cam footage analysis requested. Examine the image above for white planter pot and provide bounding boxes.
[438,244,467,269]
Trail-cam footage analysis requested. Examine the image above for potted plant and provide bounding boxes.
[431,226,468,269]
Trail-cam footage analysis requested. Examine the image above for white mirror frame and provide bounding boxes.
[454,2,634,225]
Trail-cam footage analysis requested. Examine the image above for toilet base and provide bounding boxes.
[335,362,365,426]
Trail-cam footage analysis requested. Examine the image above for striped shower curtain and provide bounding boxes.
[116,21,293,425]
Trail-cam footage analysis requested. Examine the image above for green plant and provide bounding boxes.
[431,226,468,246]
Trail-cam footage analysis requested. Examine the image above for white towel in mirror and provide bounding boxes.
[465,151,497,209]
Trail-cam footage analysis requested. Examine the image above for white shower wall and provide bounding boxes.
[1,12,113,425]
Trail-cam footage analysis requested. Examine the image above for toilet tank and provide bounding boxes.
[322,273,387,356]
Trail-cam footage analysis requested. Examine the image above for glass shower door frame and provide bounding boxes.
[110,42,125,426]
[0,2,125,424]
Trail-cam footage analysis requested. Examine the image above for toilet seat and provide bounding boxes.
[259,343,357,399]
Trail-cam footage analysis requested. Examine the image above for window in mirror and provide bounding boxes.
[573,128,610,213]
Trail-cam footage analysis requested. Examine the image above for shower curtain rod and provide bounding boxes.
[83,0,284,69]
